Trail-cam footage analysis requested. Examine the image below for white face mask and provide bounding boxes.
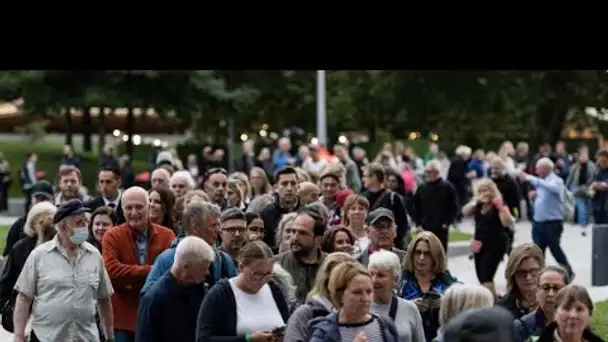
[70,226,89,245]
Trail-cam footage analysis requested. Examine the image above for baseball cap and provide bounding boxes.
[53,199,91,224]
[365,207,395,226]
[31,181,54,199]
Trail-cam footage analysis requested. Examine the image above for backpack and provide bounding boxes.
[372,190,395,211]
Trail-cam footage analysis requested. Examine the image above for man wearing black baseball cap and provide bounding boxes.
[357,208,406,266]
[12,199,115,342]
[3,180,55,258]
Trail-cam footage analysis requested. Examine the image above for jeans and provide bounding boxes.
[575,196,590,227]
[532,220,573,276]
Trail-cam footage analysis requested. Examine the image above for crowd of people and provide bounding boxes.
[0,135,604,342]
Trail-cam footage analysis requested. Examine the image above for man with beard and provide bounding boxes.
[358,208,406,266]
[202,168,229,210]
[54,166,92,205]
[260,166,302,250]
[412,161,459,253]
[274,207,326,305]
[217,208,247,268]
[490,158,521,252]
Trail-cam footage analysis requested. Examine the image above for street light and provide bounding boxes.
[122,135,129,142]
[310,137,319,145]
[259,130,268,138]
[338,135,348,144]
[240,134,248,142]
[153,139,161,147]
[113,129,121,137]
[133,135,142,146]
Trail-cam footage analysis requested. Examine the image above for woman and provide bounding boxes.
[173,190,210,230]
[275,213,298,253]
[256,149,275,183]
[565,146,595,236]
[87,206,118,251]
[433,284,494,341]
[196,240,290,342]
[342,194,370,255]
[245,212,265,242]
[498,140,517,177]
[226,179,247,211]
[149,187,176,233]
[0,201,57,332]
[496,243,545,319]
[230,172,253,204]
[249,166,273,197]
[309,261,400,342]
[246,193,275,215]
[397,232,458,341]
[321,226,356,254]
[537,284,604,342]
[369,250,425,342]
[461,179,513,297]
[285,252,354,342]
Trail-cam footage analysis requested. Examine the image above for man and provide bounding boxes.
[413,160,459,253]
[260,166,302,249]
[19,152,37,213]
[591,149,608,224]
[301,144,328,182]
[54,165,92,205]
[102,186,175,341]
[490,158,522,219]
[3,181,53,258]
[86,165,125,224]
[298,181,320,205]
[274,207,326,305]
[519,157,574,279]
[319,171,341,221]
[202,167,229,210]
[553,140,574,180]
[234,139,256,175]
[141,200,236,296]
[169,170,195,198]
[423,143,439,164]
[361,162,410,249]
[150,168,171,190]
[136,236,214,342]
[333,142,362,193]
[358,208,406,266]
[13,199,114,342]
[217,208,247,268]
[272,137,294,172]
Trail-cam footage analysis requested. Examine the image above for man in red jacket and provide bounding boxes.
[102,186,175,342]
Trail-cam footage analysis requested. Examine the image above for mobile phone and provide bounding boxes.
[424,292,441,300]
[272,326,286,334]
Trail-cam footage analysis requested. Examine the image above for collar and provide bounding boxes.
[42,234,96,254]
[103,190,122,207]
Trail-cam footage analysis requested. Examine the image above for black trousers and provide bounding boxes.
[423,225,449,254]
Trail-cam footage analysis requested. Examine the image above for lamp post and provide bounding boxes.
[316,70,327,146]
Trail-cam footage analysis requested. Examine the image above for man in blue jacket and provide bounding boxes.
[136,236,216,342]
[141,200,237,296]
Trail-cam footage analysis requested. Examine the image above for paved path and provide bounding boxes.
[0,217,604,340]
[448,219,608,303]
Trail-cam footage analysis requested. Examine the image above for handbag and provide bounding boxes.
[1,294,15,333]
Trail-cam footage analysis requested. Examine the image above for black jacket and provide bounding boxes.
[362,189,410,249]
[413,179,458,229]
[441,306,515,342]
[196,279,290,342]
[3,216,26,257]
[537,321,604,342]
[0,236,36,308]
[85,197,126,225]
[492,175,521,215]
[259,195,301,249]
[136,271,207,342]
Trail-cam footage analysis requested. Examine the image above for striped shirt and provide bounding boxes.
[339,316,385,342]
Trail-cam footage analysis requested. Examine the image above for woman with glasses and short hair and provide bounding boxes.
[196,240,290,342]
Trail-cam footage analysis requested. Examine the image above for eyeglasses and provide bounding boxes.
[539,283,563,293]
[221,226,247,235]
[515,268,541,279]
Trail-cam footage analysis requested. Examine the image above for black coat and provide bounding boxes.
[85,197,126,225]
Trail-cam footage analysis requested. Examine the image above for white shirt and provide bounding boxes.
[229,278,284,335]
[103,190,121,208]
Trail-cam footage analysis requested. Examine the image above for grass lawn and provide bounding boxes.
[0,138,148,198]
[449,231,473,242]
[0,225,8,252]
[590,300,608,339]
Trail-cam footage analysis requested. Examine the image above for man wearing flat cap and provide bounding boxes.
[12,199,115,342]
[357,208,406,266]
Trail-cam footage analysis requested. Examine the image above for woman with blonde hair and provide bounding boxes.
[285,252,354,342]
[498,140,517,176]
[249,166,272,197]
[226,179,247,211]
[246,193,274,215]
[229,172,252,204]
[397,232,458,341]
[275,212,298,253]
[461,178,513,297]
[496,243,545,319]
[433,284,494,341]
[341,194,370,254]
[309,261,400,342]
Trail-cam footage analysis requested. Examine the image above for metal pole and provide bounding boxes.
[316,70,327,146]
[227,118,235,173]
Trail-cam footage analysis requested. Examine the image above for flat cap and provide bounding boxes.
[365,207,395,226]
[53,199,90,224]
[31,181,54,199]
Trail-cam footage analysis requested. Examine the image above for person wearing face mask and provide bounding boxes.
[12,199,116,342]
[136,236,215,342]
